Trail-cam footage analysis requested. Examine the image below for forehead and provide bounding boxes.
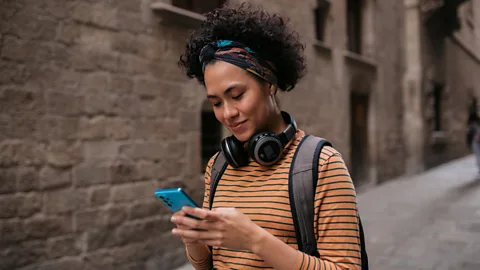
[204,61,255,96]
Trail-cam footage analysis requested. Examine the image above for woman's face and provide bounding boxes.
[204,61,277,142]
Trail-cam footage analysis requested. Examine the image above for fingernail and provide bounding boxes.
[171,216,177,222]
[172,228,178,233]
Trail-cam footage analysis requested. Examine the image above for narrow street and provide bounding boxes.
[176,154,480,270]
[360,154,480,270]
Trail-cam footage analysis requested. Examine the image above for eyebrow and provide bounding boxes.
[206,84,242,99]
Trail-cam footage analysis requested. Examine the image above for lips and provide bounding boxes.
[227,120,247,131]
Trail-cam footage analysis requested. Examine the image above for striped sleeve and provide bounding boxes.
[294,147,362,270]
[185,153,218,270]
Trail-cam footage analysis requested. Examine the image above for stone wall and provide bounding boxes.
[0,0,204,269]
[1,0,408,269]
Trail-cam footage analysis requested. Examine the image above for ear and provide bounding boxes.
[269,84,278,96]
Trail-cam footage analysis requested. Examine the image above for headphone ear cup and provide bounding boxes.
[248,132,282,166]
[247,132,265,161]
[221,136,249,168]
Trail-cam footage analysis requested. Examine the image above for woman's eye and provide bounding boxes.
[213,102,222,107]
[233,93,244,100]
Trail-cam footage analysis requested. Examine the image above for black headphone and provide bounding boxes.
[220,111,297,168]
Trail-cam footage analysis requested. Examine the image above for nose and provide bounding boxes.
[223,102,239,120]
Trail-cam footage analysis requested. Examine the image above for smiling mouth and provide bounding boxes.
[228,120,247,129]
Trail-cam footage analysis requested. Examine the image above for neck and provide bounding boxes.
[269,111,287,134]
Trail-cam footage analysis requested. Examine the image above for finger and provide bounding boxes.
[172,228,222,240]
[171,215,207,230]
[198,239,223,248]
[182,206,221,221]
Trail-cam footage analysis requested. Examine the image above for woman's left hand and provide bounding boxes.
[170,206,265,252]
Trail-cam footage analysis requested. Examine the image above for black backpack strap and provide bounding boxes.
[289,135,332,256]
[207,151,228,256]
[209,151,228,210]
[358,216,369,269]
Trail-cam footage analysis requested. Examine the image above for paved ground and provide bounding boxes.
[175,155,480,270]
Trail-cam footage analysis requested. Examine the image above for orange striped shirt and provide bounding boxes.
[188,130,362,269]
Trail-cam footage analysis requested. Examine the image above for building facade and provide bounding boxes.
[403,0,480,173]
[0,0,477,269]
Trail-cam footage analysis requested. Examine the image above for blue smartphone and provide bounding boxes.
[154,188,200,213]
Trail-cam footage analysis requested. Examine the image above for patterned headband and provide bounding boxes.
[199,40,278,86]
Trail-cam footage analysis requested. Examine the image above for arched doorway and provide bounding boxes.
[200,100,222,172]
[350,92,369,186]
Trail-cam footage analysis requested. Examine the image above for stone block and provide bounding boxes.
[73,165,110,187]
[0,88,45,116]
[0,140,46,167]
[110,75,133,95]
[129,201,165,220]
[105,118,133,140]
[105,205,128,228]
[39,166,71,190]
[111,181,157,203]
[138,97,167,117]
[0,194,19,218]
[89,186,110,207]
[78,116,106,140]
[46,236,81,259]
[9,116,38,139]
[37,116,79,140]
[84,250,114,270]
[44,189,88,214]
[57,21,81,45]
[0,240,47,269]
[83,141,121,162]
[0,220,27,243]
[110,156,138,184]
[112,31,145,55]
[17,167,39,192]
[111,242,152,265]
[134,77,161,97]
[0,168,16,194]
[0,115,9,141]
[46,141,83,168]
[136,160,165,180]
[116,11,144,33]
[18,193,42,218]
[36,258,83,270]
[86,229,117,251]
[24,216,72,239]
[0,61,29,84]
[118,54,150,75]
[5,10,57,40]
[45,91,84,116]
[51,69,84,93]
[82,72,110,95]
[74,209,105,232]
[1,36,52,62]
[119,142,166,161]
[84,93,138,117]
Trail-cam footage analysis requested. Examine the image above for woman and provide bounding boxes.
[171,3,362,270]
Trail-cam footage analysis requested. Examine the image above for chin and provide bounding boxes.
[233,130,254,143]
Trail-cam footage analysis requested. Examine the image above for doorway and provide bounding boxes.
[350,92,369,186]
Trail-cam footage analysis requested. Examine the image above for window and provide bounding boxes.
[346,0,363,54]
[314,0,331,41]
[172,0,227,14]
[201,110,222,172]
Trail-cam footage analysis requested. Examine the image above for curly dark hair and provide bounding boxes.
[178,3,306,92]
